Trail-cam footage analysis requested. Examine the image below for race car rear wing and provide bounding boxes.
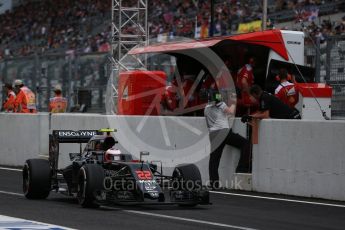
[49,129,117,180]
[52,129,117,143]
[52,130,99,143]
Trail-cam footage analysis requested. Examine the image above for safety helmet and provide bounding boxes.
[14,79,24,87]
[54,84,62,92]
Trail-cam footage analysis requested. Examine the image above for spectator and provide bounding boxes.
[0,0,111,57]
[0,0,342,57]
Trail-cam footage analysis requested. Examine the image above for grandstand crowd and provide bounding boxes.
[0,0,111,58]
[0,0,344,59]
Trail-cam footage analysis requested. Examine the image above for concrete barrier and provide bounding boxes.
[252,119,345,201]
[0,113,49,167]
[0,113,243,187]
[1,113,344,201]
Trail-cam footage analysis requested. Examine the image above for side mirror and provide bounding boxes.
[140,151,150,162]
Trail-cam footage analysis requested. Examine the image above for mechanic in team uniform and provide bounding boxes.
[49,85,68,113]
[161,85,178,112]
[236,57,257,110]
[249,85,301,119]
[204,91,251,189]
[274,68,299,109]
[2,83,16,112]
[13,79,37,113]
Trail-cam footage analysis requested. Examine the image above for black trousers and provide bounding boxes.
[209,128,251,187]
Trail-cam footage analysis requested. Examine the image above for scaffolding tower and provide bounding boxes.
[108,0,148,113]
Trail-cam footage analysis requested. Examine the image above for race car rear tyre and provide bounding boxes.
[23,159,51,199]
[77,164,104,208]
[172,164,202,191]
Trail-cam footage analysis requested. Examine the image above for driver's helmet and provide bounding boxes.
[104,147,122,163]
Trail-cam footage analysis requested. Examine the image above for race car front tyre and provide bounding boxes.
[77,164,104,208]
[172,164,203,207]
[172,164,202,191]
[23,159,51,199]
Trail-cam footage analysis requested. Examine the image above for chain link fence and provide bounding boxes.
[305,35,345,118]
[2,37,345,116]
[0,52,111,113]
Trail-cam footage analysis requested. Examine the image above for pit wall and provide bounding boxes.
[0,113,344,201]
[252,119,345,201]
[0,113,242,188]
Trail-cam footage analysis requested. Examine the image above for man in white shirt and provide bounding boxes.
[204,91,250,189]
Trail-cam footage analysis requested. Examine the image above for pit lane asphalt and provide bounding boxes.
[1,168,345,230]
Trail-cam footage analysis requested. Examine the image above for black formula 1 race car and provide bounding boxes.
[23,129,210,208]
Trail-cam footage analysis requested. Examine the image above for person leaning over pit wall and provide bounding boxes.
[240,85,301,146]
[242,85,301,121]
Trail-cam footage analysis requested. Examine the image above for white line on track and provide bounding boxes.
[0,214,75,229]
[210,191,345,208]
[0,190,23,197]
[103,206,257,230]
[0,167,22,172]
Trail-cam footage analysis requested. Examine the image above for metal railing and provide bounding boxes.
[0,52,111,113]
[306,35,345,118]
